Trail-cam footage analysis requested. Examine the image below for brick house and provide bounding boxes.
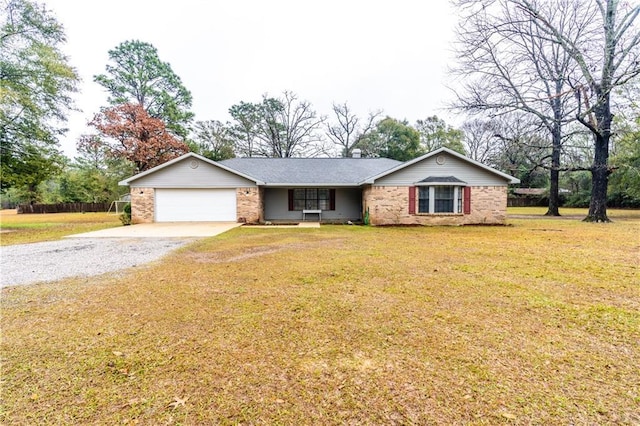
[119,147,519,225]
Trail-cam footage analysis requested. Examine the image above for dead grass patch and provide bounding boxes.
[1,217,639,424]
[0,210,121,245]
[508,206,640,220]
[187,235,345,264]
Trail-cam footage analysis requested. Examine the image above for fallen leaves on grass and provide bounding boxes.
[1,217,639,424]
[167,396,189,410]
[186,236,345,264]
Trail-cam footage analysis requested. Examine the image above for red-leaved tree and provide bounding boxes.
[86,103,189,172]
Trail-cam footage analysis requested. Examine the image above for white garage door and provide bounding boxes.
[155,189,236,222]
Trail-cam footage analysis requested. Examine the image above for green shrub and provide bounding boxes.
[120,203,131,225]
[608,190,640,208]
[564,191,591,208]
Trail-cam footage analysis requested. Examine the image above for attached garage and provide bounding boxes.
[119,154,263,224]
[155,188,236,222]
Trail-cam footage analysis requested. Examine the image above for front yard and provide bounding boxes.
[0,210,120,245]
[1,212,639,424]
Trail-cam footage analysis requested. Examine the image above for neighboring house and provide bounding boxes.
[119,147,520,225]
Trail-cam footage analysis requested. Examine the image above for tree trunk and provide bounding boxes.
[545,117,562,216]
[27,184,39,204]
[546,166,560,216]
[584,133,611,222]
[584,87,612,223]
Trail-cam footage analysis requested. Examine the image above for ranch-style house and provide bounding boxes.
[119,147,520,226]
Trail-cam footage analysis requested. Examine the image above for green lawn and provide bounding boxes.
[0,210,121,245]
[1,213,639,424]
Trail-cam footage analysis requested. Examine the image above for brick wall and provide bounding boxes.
[363,185,507,225]
[464,186,507,224]
[236,187,262,224]
[364,186,418,225]
[130,187,154,224]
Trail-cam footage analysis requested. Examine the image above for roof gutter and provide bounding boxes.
[259,183,364,188]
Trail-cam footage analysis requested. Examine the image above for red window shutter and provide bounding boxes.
[408,186,416,214]
[463,186,471,214]
[288,189,294,211]
[329,189,336,210]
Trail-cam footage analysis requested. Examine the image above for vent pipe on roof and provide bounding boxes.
[352,148,362,158]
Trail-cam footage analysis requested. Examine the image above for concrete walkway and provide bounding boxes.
[245,222,321,229]
[68,222,243,238]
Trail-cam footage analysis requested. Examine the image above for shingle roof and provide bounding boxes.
[418,176,467,184]
[219,157,402,186]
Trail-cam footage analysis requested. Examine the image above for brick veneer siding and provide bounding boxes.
[464,186,508,224]
[236,187,262,224]
[130,187,155,224]
[363,186,507,225]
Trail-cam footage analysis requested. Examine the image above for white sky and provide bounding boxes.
[45,0,460,157]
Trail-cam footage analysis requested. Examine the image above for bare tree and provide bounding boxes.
[485,113,553,182]
[453,0,582,215]
[259,91,326,157]
[514,0,640,221]
[325,102,381,157]
[228,92,326,158]
[461,118,501,164]
[456,0,640,221]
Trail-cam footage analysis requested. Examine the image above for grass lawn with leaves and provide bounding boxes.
[508,206,640,219]
[0,210,121,245]
[1,212,639,424]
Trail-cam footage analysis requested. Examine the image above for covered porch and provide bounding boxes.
[262,187,363,223]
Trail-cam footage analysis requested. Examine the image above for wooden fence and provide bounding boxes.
[17,202,112,214]
[507,197,548,207]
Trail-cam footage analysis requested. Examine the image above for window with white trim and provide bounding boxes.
[418,186,463,214]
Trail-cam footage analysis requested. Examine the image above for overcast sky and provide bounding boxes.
[45,0,461,157]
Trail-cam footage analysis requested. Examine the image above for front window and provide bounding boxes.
[418,187,430,213]
[292,188,333,211]
[417,186,463,214]
[434,186,454,213]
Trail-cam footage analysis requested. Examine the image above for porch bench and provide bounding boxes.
[302,209,321,221]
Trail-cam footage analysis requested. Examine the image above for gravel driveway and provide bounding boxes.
[1,238,194,287]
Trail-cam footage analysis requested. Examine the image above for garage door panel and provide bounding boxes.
[155,189,236,222]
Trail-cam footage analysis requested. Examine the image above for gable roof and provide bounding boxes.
[120,148,520,188]
[119,152,264,186]
[219,157,401,186]
[361,147,520,184]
